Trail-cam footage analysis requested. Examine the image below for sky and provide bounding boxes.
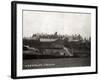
[23,10,91,38]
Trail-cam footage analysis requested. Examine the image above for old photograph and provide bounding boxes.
[22,10,91,69]
[11,1,97,78]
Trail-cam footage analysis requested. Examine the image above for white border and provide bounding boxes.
[17,3,96,77]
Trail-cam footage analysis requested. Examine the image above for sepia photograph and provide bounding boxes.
[23,10,91,69]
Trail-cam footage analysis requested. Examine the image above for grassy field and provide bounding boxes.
[23,57,90,69]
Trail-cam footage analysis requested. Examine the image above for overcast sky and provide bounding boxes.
[23,10,91,38]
